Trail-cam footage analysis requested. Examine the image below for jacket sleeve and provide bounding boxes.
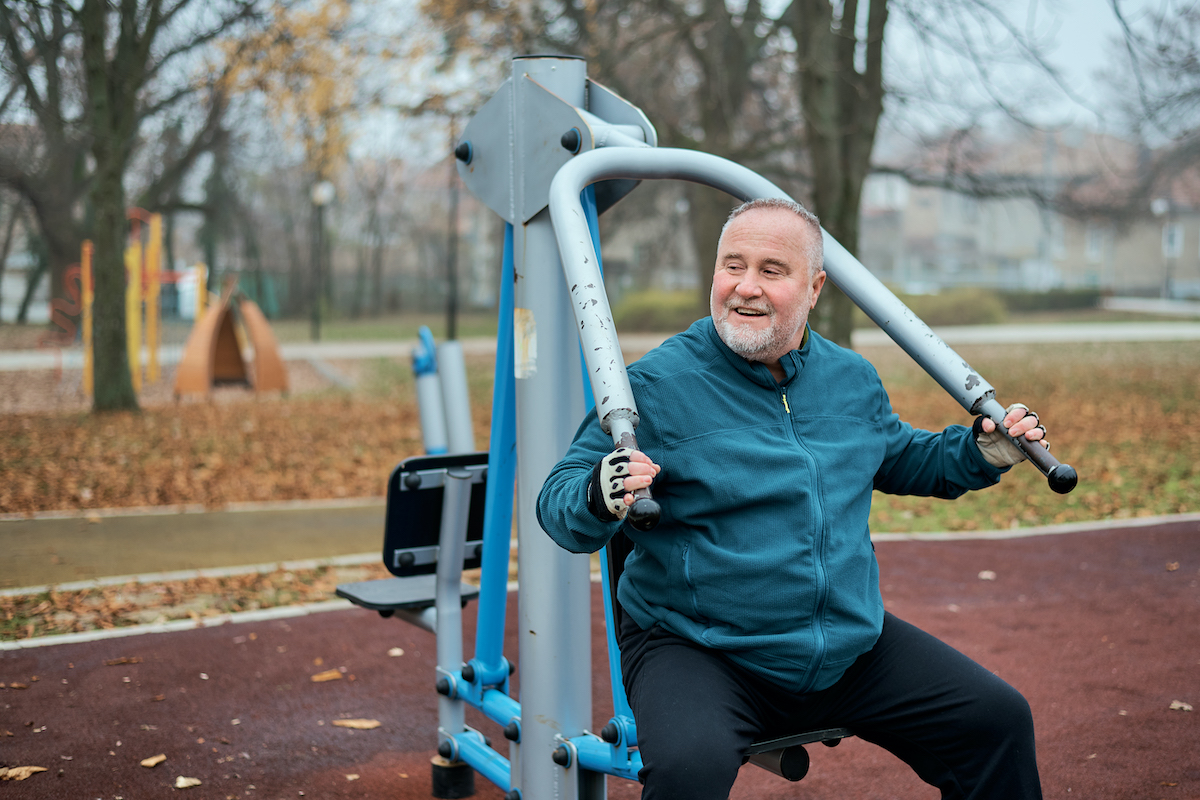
[872,380,1007,498]
[536,408,626,554]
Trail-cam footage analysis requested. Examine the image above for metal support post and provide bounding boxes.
[438,339,476,454]
[510,56,602,800]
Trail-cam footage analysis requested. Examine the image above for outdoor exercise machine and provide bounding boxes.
[337,55,1077,800]
[412,325,476,456]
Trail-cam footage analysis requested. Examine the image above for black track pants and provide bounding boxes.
[619,611,1043,800]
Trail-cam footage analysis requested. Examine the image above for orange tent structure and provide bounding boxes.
[174,280,288,397]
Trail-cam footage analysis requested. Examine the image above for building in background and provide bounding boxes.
[859,128,1200,300]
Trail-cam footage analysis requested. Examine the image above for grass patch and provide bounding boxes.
[267,312,499,344]
[863,340,1200,532]
[612,290,707,333]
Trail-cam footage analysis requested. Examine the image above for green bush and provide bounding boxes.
[612,290,708,333]
[854,288,1008,328]
[999,289,1103,313]
[617,286,1018,333]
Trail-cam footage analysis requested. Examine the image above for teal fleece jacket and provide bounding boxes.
[536,318,1006,694]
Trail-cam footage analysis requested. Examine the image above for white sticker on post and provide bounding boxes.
[514,308,537,378]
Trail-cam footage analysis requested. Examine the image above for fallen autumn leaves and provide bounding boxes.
[0,766,47,780]
[0,563,391,641]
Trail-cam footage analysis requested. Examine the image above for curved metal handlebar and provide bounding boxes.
[548,147,1078,504]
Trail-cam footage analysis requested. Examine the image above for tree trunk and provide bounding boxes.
[791,0,888,348]
[82,0,138,411]
[370,233,385,317]
[688,184,737,310]
[352,243,367,318]
[16,238,46,324]
[281,205,306,315]
[22,192,87,332]
[89,160,138,411]
[0,196,20,313]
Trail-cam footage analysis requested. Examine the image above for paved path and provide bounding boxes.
[1,500,385,590]
[1,520,1196,799]
[4,321,1200,372]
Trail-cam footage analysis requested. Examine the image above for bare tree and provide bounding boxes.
[0,0,267,410]
[349,157,399,318]
[417,0,1101,344]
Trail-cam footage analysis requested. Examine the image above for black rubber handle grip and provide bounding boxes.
[616,431,661,530]
[1011,435,1078,495]
[979,402,1078,495]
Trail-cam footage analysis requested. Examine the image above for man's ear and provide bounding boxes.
[810,269,827,306]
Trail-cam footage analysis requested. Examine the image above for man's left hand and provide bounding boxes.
[975,403,1048,468]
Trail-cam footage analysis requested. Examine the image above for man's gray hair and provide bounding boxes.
[719,198,824,277]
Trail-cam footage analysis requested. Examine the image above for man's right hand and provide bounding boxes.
[587,447,661,522]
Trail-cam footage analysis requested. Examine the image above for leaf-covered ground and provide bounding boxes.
[0,563,392,641]
[0,356,494,513]
[2,340,1197,641]
[867,340,1199,532]
[3,341,1196,528]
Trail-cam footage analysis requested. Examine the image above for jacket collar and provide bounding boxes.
[701,316,812,389]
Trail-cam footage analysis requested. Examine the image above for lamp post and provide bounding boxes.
[310,179,336,341]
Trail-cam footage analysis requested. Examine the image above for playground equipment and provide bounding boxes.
[81,211,199,397]
[412,326,476,456]
[338,55,1077,800]
[173,277,288,397]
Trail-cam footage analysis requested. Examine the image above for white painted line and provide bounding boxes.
[852,322,1200,347]
[869,511,1200,541]
[0,599,356,650]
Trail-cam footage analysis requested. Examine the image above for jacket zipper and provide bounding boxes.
[780,384,830,693]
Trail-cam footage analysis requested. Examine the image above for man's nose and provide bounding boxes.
[736,272,763,297]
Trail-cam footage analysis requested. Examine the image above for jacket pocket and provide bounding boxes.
[680,542,701,618]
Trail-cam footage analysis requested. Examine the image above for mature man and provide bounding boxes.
[537,198,1048,799]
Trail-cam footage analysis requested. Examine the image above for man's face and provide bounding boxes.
[709,208,826,365]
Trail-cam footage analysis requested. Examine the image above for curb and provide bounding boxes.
[0,496,385,523]
[869,511,1200,541]
[0,599,356,650]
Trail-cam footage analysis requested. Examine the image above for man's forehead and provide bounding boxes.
[719,208,811,252]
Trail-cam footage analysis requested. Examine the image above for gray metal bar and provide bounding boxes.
[435,468,472,746]
[437,340,476,454]
[547,147,999,442]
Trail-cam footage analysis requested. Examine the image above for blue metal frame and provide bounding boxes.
[470,221,518,688]
[441,212,644,794]
[439,224,519,792]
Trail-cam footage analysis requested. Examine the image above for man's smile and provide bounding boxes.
[730,304,771,318]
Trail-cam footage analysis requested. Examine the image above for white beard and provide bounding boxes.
[711,294,804,362]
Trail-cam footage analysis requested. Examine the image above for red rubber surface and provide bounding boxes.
[2,522,1196,799]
